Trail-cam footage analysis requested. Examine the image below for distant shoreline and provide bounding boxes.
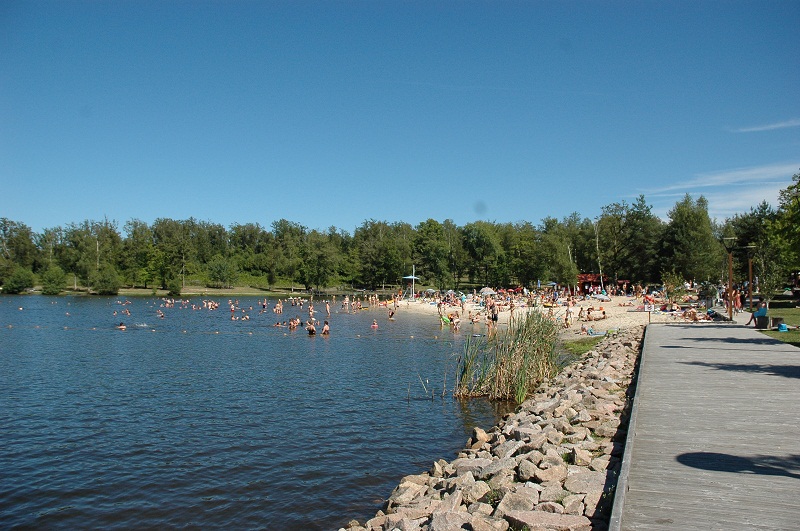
[5,288,675,335]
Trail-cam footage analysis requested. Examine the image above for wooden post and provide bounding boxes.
[748,257,753,311]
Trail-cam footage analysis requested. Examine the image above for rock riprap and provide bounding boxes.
[341,325,644,531]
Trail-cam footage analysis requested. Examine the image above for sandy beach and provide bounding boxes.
[387,294,679,339]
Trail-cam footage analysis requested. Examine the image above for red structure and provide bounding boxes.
[577,274,607,294]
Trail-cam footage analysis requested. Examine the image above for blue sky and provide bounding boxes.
[2,1,799,235]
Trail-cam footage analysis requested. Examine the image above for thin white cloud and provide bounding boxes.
[642,163,797,221]
[643,163,799,195]
[732,118,800,133]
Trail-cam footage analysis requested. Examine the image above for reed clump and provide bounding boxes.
[454,310,560,402]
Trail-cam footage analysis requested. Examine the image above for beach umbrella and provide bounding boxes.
[479,287,496,295]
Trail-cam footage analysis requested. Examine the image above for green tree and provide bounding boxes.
[620,195,663,283]
[596,196,663,285]
[41,265,67,295]
[188,219,228,265]
[167,277,182,297]
[272,219,307,287]
[61,221,95,286]
[462,221,504,286]
[747,172,800,306]
[508,221,543,288]
[89,263,122,295]
[414,219,450,289]
[774,170,800,271]
[443,219,468,290]
[597,202,627,284]
[122,219,154,288]
[35,227,64,272]
[0,219,38,283]
[206,254,239,288]
[724,201,780,306]
[300,229,340,290]
[3,266,35,294]
[660,195,721,282]
[152,218,193,289]
[353,220,411,289]
[661,270,687,309]
[537,217,579,287]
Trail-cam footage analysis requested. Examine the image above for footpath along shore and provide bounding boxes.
[341,298,647,531]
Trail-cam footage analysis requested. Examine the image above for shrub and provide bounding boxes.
[90,264,122,295]
[3,267,35,294]
[41,265,67,295]
[167,277,182,297]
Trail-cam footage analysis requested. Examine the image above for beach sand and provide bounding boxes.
[387,295,680,339]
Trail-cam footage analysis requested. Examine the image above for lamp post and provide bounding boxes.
[749,256,754,311]
[744,245,756,311]
[722,237,736,321]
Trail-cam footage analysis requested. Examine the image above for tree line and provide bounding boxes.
[1,174,798,297]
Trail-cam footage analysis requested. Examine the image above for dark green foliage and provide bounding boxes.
[206,255,239,288]
[1,178,798,295]
[89,263,122,295]
[660,195,722,282]
[462,221,505,286]
[167,277,182,297]
[597,196,663,284]
[3,266,35,294]
[41,265,67,295]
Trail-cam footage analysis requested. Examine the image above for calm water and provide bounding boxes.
[0,295,509,529]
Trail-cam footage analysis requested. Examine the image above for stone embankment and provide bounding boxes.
[342,325,644,531]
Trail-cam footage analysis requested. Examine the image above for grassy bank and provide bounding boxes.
[741,293,800,348]
[759,296,800,348]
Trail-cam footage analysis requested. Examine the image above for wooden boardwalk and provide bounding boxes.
[610,322,800,531]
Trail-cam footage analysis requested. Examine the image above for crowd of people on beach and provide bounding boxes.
[111,277,761,338]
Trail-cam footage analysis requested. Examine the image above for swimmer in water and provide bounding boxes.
[321,321,330,335]
[371,319,378,328]
[116,322,126,330]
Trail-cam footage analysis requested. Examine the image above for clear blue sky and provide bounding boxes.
[2,1,799,235]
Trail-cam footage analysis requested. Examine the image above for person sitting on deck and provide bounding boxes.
[746,301,767,327]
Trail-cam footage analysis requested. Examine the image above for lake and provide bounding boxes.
[0,295,509,529]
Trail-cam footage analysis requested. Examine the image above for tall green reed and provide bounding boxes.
[454,311,559,402]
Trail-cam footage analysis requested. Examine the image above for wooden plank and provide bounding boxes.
[612,323,800,531]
